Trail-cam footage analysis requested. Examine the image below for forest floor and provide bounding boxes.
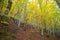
[0,18,60,40]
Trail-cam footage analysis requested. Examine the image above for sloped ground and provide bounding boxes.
[8,19,42,40]
[16,27,42,40]
[0,17,60,40]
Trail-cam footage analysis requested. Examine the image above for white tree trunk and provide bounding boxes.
[53,26,55,36]
[41,28,44,35]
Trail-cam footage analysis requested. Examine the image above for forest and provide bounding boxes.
[0,0,60,40]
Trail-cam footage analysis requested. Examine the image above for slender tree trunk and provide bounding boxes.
[17,20,20,27]
[24,1,27,28]
[52,26,55,36]
[50,28,51,35]
[17,6,21,27]
[48,27,50,35]
[41,28,44,35]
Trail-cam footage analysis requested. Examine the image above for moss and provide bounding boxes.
[29,35,33,40]
[0,31,8,36]
[11,34,16,39]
